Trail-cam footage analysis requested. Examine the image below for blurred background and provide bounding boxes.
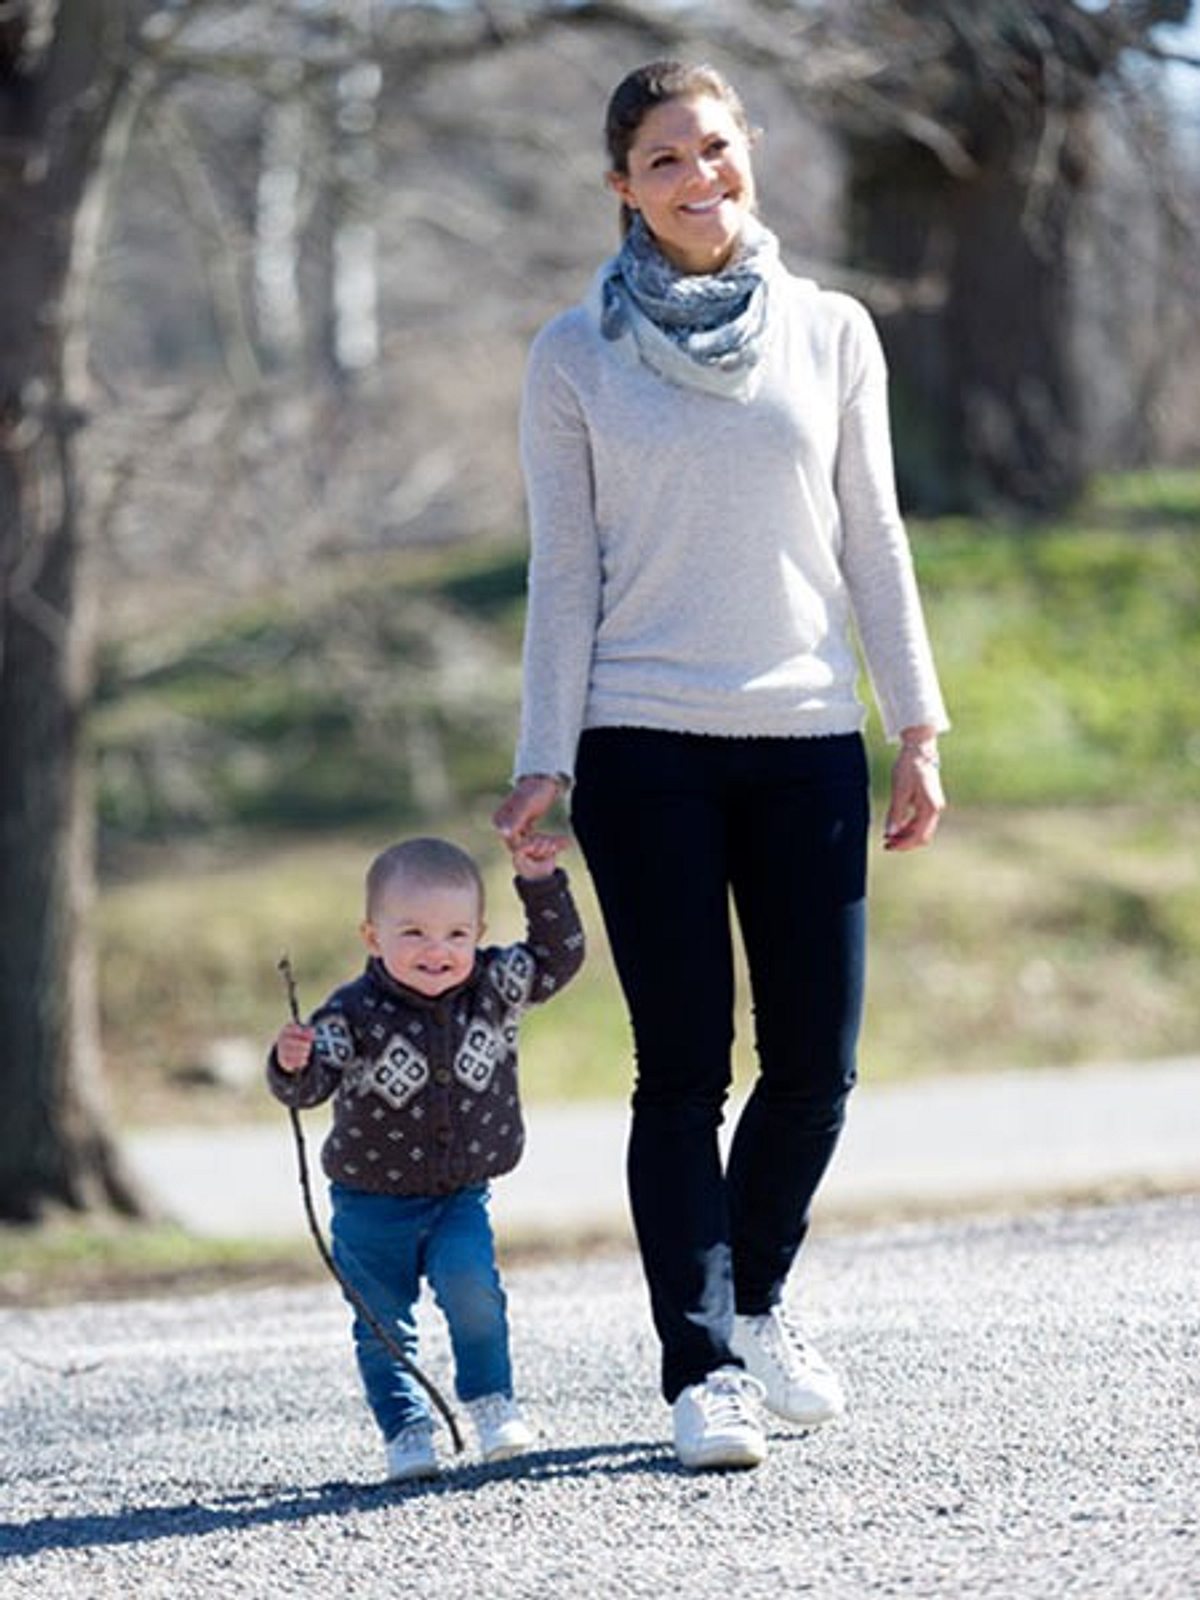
[1,1,1197,1277]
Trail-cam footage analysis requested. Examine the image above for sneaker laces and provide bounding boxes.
[389,1420,433,1452]
[750,1310,823,1378]
[469,1393,517,1427]
[696,1369,765,1428]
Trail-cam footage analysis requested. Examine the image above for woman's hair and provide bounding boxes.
[605,60,753,236]
[365,838,485,921]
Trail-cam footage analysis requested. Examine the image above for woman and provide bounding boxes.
[494,60,948,1471]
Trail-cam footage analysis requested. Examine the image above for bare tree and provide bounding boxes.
[0,1,150,1219]
[802,0,1198,509]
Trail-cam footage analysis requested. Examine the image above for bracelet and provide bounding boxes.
[900,742,940,768]
[518,771,570,793]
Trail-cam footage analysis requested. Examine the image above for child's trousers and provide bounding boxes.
[330,1182,512,1438]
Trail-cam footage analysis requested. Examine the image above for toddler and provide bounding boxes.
[268,833,584,1480]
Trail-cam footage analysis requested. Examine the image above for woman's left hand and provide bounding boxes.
[883,735,945,852]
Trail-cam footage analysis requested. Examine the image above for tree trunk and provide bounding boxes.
[0,3,147,1221]
[944,122,1088,511]
[847,107,1089,514]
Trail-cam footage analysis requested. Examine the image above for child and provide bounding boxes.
[267,833,584,1481]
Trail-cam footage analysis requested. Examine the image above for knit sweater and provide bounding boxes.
[515,266,949,782]
[265,871,584,1197]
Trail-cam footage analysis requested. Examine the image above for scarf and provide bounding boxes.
[594,213,781,401]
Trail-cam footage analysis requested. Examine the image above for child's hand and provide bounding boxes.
[274,1022,315,1074]
[510,831,570,880]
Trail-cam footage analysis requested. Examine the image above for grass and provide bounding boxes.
[93,543,529,839]
[0,1219,320,1308]
[868,474,1200,805]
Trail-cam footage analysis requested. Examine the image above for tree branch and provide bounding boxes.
[144,96,264,395]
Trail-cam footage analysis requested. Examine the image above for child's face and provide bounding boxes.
[362,876,483,997]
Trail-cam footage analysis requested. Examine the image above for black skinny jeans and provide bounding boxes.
[571,728,869,1402]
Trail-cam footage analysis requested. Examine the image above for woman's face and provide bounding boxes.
[607,93,756,275]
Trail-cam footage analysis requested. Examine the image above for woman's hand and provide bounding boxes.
[883,732,945,852]
[493,774,570,859]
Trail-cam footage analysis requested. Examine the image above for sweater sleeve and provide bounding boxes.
[498,868,586,1007]
[514,323,603,781]
[265,997,359,1110]
[831,295,950,741]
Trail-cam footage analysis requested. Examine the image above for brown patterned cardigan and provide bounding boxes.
[266,870,585,1197]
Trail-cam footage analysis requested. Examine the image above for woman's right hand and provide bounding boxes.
[493,774,566,851]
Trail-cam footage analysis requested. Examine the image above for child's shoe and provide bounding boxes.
[385,1420,438,1482]
[466,1393,535,1462]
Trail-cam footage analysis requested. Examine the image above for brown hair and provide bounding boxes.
[605,60,753,236]
[365,838,485,922]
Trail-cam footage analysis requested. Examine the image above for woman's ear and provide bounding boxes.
[606,169,636,210]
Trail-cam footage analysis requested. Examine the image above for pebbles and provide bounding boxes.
[1,1197,1196,1598]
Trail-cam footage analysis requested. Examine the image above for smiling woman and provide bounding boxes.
[494,57,949,1475]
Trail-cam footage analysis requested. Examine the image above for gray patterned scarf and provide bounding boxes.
[596,213,781,400]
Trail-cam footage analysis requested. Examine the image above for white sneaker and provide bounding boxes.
[730,1308,846,1427]
[672,1367,767,1471]
[466,1393,535,1463]
[384,1420,438,1482]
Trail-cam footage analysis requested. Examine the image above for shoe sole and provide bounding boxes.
[482,1440,533,1463]
[760,1395,845,1428]
[387,1464,439,1483]
[675,1437,767,1471]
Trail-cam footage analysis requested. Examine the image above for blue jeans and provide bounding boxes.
[571,728,868,1402]
[329,1182,512,1439]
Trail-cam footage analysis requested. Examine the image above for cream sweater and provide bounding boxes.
[515,266,948,781]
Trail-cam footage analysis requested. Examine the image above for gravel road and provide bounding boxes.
[1,1196,1196,1599]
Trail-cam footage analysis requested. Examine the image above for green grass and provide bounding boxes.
[91,468,1200,1124]
[868,475,1200,805]
[93,543,529,838]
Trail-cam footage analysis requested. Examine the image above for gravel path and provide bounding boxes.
[1,1196,1197,1599]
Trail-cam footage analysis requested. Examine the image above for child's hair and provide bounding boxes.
[604,60,753,235]
[365,838,485,922]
